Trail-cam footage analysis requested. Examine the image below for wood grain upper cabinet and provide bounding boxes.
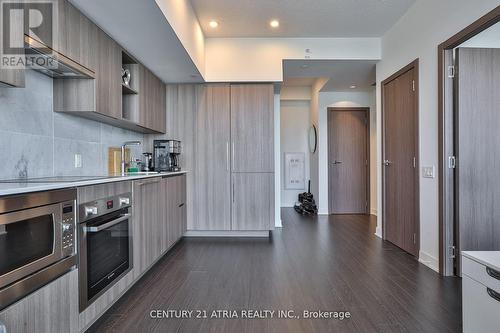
[138,65,166,133]
[230,84,274,172]
[26,0,97,71]
[95,30,122,119]
[56,0,97,71]
[53,27,121,120]
[232,173,274,231]
[193,85,232,231]
[0,6,25,87]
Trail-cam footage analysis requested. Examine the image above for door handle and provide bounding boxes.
[226,142,230,171]
[86,214,131,232]
[333,160,342,165]
[383,160,392,166]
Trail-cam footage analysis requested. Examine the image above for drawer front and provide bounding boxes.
[462,256,500,292]
[463,275,500,333]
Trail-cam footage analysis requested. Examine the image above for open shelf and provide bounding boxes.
[122,83,138,95]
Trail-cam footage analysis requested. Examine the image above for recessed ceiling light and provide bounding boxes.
[209,20,219,28]
[270,20,280,28]
[350,85,357,89]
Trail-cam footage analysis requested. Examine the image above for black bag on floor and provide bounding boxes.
[294,180,318,215]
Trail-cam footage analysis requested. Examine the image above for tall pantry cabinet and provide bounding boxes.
[193,84,275,232]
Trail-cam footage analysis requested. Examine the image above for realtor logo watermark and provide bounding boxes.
[1,0,58,69]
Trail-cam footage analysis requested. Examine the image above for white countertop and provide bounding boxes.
[462,251,500,272]
[0,171,187,197]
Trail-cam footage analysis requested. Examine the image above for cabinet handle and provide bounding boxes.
[178,203,185,208]
[486,266,500,281]
[487,288,500,303]
[136,179,160,186]
[232,182,235,203]
[232,142,235,171]
[226,142,230,171]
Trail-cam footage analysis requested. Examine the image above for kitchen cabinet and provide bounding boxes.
[133,175,186,276]
[230,84,274,173]
[53,26,121,119]
[0,7,25,88]
[232,173,274,231]
[462,253,500,333]
[193,84,232,230]
[163,174,187,249]
[189,84,274,232]
[133,178,162,275]
[0,270,79,333]
[138,65,166,133]
[95,31,122,119]
[56,0,98,71]
[25,0,97,71]
[52,0,166,134]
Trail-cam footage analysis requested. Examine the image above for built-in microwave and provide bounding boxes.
[0,189,77,310]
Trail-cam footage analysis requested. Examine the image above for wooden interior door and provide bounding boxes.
[193,85,232,230]
[383,63,419,257]
[328,108,368,214]
[456,48,500,272]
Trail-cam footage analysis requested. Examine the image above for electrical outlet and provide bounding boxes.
[74,154,82,168]
[422,166,435,178]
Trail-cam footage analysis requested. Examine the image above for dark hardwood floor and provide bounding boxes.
[87,209,462,333]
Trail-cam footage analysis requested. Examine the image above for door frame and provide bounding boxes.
[438,6,500,276]
[381,59,420,255]
[327,107,370,215]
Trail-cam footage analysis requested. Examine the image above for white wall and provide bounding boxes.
[280,100,311,207]
[377,0,500,272]
[155,0,206,75]
[317,91,377,215]
[205,38,381,82]
[308,78,328,202]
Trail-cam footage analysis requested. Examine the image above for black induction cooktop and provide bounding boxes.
[0,176,116,183]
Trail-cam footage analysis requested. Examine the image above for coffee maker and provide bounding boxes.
[153,140,181,172]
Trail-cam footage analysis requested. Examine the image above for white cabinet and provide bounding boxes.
[462,252,500,333]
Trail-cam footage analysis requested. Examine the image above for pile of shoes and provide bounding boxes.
[294,180,318,215]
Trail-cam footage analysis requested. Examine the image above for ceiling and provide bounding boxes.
[190,0,415,38]
[282,77,318,86]
[283,60,377,92]
[69,0,203,83]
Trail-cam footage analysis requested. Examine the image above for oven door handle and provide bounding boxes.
[86,214,131,233]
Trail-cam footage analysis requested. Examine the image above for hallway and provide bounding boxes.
[89,209,461,333]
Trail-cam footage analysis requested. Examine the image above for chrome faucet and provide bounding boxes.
[121,141,142,174]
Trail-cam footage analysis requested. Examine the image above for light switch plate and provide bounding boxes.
[74,154,82,168]
[422,166,435,178]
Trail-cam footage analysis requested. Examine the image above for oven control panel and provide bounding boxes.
[61,201,76,257]
[79,192,132,223]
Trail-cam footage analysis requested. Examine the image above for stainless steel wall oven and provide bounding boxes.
[78,193,132,311]
[0,189,77,310]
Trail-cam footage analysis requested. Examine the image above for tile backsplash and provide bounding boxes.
[0,70,144,179]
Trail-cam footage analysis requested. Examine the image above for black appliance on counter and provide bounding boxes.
[78,193,132,311]
[153,140,182,172]
[0,189,77,311]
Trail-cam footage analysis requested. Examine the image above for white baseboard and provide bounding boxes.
[374,226,382,239]
[370,208,378,216]
[184,230,270,238]
[418,251,439,273]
